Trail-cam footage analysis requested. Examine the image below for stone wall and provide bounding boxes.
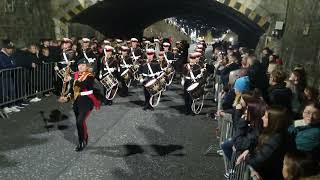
[280,0,320,88]
[255,0,288,56]
[68,23,105,40]
[144,20,191,43]
[0,0,55,48]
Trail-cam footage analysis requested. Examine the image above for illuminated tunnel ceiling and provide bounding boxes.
[71,0,266,47]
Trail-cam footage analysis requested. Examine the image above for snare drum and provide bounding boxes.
[187,82,205,100]
[120,68,133,80]
[100,73,118,92]
[145,78,162,95]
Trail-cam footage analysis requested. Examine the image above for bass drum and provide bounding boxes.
[187,82,205,100]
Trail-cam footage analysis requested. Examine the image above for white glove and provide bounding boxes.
[110,68,115,73]
[99,74,102,79]
[181,78,185,86]
[88,58,95,63]
[139,78,144,83]
[54,66,59,71]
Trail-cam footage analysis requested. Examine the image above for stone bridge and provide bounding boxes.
[50,0,287,47]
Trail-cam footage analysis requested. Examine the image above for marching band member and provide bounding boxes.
[77,38,98,75]
[195,48,206,65]
[182,53,204,115]
[126,40,131,48]
[154,39,161,56]
[139,49,162,111]
[118,46,134,97]
[99,45,119,105]
[114,39,123,55]
[55,38,76,71]
[172,47,182,77]
[58,58,101,152]
[130,38,143,64]
[158,51,168,70]
[163,42,174,62]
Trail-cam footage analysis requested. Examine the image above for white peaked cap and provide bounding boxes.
[163,42,170,46]
[82,38,90,42]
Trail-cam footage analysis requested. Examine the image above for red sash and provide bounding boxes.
[74,72,101,110]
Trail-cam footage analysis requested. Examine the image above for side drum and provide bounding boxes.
[187,82,205,100]
[121,68,133,80]
[145,78,162,95]
[100,74,118,92]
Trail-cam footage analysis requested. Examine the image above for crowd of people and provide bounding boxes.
[0,34,319,178]
[211,44,320,179]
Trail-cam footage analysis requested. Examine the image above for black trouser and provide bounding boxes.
[184,81,192,113]
[119,77,129,96]
[143,87,152,108]
[73,97,93,144]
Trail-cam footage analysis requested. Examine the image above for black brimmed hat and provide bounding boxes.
[77,58,89,65]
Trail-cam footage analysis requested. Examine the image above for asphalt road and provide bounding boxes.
[0,57,224,180]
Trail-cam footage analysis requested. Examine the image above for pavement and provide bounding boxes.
[0,45,224,180]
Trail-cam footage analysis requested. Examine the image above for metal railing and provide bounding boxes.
[0,63,56,107]
[204,73,257,180]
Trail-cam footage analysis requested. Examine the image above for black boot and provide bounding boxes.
[75,142,86,152]
[107,100,113,105]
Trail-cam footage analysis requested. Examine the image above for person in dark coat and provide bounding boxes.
[221,95,265,160]
[260,47,272,73]
[268,69,293,112]
[247,55,269,99]
[219,53,240,87]
[236,106,289,180]
[0,40,15,107]
[0,39,15,69]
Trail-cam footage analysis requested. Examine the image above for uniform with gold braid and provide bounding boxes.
[59,58,101,152]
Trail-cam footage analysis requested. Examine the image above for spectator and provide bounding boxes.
[233,97,265,152]
[221,72,250,111]
[282,151,320,180]
[221,96,265,162]
[39,47,53,63]
[220,53,240,87]
[287,69,308,119]
[26,43,42,102]
[287,103,320,160]
[247,55,269,99]
[241,55,248,68]
[302,86,319,106]
[236,106,289,180]
[0,39,20,114]
[268,69,293,112]
[267,54,280,76]
[260,47,272,72]
[0,39,15,69]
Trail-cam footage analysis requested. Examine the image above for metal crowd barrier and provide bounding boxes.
[203,73,256,179]
[0,63,56,107]
[219,114,256,180]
